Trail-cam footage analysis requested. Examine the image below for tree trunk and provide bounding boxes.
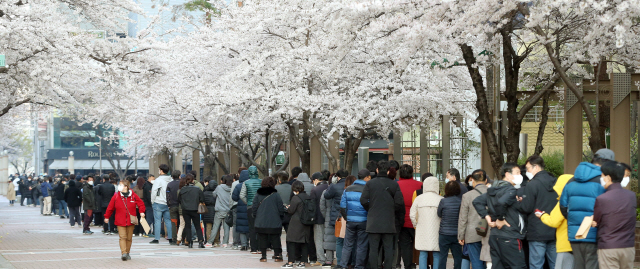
[343,130,365,174]
[534,91,552,156]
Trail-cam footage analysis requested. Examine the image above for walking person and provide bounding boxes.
[360,161,405,269]
[99,175,117,235]
[239,166,262,254]
[593,161,637,269]
[82,177,96,234]
[178,174,205,248]
[438,181,463,269]
[457,170,488,269]
[283,181,313,268]
[64,180,83,228]
[335,170,371,269]
[150,164,173,244]
[252,177,285,263]
[410,176,442,269]
[207,174,232,247]
[104,179,146,261]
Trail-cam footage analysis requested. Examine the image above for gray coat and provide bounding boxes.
[320,189,336,251]
[457,184,488,244]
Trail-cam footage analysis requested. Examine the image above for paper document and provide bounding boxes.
[140,217,151,234]
[575,215,593,239]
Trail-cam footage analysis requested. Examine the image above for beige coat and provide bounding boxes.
[410,177,442,251]
[457,184,488,243]
[480,228,491,262]
[6,181,16,200]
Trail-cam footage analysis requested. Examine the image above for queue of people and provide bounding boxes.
[5,148,637,269]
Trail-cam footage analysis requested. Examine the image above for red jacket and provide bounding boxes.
[104,192,146,227]
[397,178,423,228]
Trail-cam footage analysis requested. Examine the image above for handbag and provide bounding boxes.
[473,189,488,237]
[334,217,346,238]
[225,205,236,227]
[197,203,208,214]
[121,194,139,225]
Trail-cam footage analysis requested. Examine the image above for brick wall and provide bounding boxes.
[636,221,640,262]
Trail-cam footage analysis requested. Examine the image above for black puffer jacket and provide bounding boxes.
[519,171,558,241]
[64,181,83,207]
[437,195,461,236]
[178,185,204,211]
[323,177,346,226]
[253,187,285,234]
[99,183,115,208]
[54,182,66,200]
[310,181,329,224]
[202,184,217,223]
[142,181,153,207]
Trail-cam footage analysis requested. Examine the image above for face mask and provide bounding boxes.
[621,177,630,187]
[525,172,534,179]
[118,184,124,192]
[88,181,93,186]
[445,178,450,184]
[512,175,523,186]
[600,177,606,187]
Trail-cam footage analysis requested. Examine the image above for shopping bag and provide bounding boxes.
[575,215,593,239]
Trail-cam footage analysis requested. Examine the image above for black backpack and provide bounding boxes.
[299,197,316,225]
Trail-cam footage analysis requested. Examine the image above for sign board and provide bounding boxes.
[84,142,95,147]
[275,151,285,165]
[0,54,5,67]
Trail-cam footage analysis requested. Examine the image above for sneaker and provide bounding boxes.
[121,254,127,261]
[149,240,159,244]
[282,264,294,268]
[296,263,306,268]
[126,253,131,260]
[133,234,138,237]
[60,216,64,219]
[222,244,228,248]
[142,234,150,238]
[240,246,248,251]
[213,243,219,247]
[231,245,239,250]
[70,226,75,228]
[310,262,322,266]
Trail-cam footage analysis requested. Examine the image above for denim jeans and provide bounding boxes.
[461,258,470,269]
[58,200,69,217]
[152,203,172,240]
[529,240,556,269]
[419,251,440,269]
[439,234,462,269]
[339,221,368,269]
[466,242,485,269]
[336,237,344,265]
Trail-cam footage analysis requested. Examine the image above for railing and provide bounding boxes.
[523,106,564,122]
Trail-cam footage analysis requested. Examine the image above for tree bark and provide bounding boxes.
[343,130,365,173]
[534,91,552,156]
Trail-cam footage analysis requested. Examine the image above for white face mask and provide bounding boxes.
[445,178,450,184]
[88,181,93,186]
[512,174,523,189]
[118,184,125,192]
[525,172,534,180]
[621,177,630,187]
[600,177,606,187]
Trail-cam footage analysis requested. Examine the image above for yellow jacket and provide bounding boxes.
[540,174,573,253]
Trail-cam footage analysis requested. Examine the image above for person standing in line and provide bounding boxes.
[32,179,42,211]
[445,168,468,198]
[324,169,349,265]
[593,161,637,269]
[104,179,146,261]
[253,176,285,263]
[142,175,155,237]
[149,164,173,244]
[92,175,103,226]
[473,163,527,269]
[283,181,313,268]
[19,178,30,206]
[82,177,96,235]
[202,176,218,246]
[310,171,330,267]
[396,164,422,269]
[560,149,611,269]
[64,180,83,228]
[6,178,17,206]
[132,176,146,236]
[335,170,371,269]
[520,155,558,269]
[458,170,488,269]
[360,161,405,269]
[178,174,205,248]
[438,181,463,269]
[239,166,263,254]
[166,170,181,245]
[232,168,250,250]
[208,175,232,247]
[99,174,116,235]
[537,174,574,269]
[411,176,442,269]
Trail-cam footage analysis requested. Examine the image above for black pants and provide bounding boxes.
[247,206,258,252]
[369,233,394,269]
[259,233,282,259]
[170,206,179,241]
[308,227,317,262]
[133,208,143,235]
[103,207,116,232]
[489,234,526,269]
[94,211,104,226]
[183,210,203,242]
[289,242,308,263]
[399,227,415,269]
[20,195,28,206]
[570,242,599,269]
[83,210,93,232]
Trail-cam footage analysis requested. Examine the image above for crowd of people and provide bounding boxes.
[4,148,637,269]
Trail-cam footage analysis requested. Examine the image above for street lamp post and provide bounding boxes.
[68,151,74,175]
[94,142,102,176]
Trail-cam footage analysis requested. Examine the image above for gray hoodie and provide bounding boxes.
[297,173,315,193]
[213,184,232,212]
[151,174,172,205]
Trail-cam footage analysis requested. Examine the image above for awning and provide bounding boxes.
[49,159,149,170]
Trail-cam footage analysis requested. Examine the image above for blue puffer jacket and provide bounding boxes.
[560,162,605,243]
[340,179,367,223]
[232,170,250,234]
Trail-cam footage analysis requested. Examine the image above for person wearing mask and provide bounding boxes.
[142,174,155,237]
[593,161,637,269]
[283,181,313,268]
[320,183,337,267]
[132,177,146,236]
[335,171,370,269]
[445,168,468,198]
[560,149,611,269]
[166,170,181,245]
[620,163,632,188]
[537,174,574,269]
[55,178,69,218]
[310,171,330,266]
[104,179,146,261]
[288,167,303,185]
[473,163,527,269]
[64,180,83,228]
[239,166,262,254]
[253,176,285,263]
[150,164,173,244]
[396,164,422,269]
[82,177,96,235]
[458,170,488,269]
[208,175,233,247]
[324,169,349,265]
[411,176,442,269]
[520,155,558,269]
[275,171,292,206]
[178,174,205,248]
[202,176,218,246]
[232,169,250,250]
[99,175,116,235]
[360,161,405,269]
[438,181,463,269]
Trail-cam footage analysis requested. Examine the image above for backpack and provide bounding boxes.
[299,197,316,225]
[474,189,489,237]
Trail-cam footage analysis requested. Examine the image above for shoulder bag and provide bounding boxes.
[121,194,139,225]
[474,189,488,237]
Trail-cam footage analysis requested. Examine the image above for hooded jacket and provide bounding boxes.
[540,174,573,253]
[214,184,232,213]
[473,180,526,239]
[519,170,558,241]
[287,192,312,243]
[559,162,605,243]
[54,182,66,200]
[151,174,172,205]
[324,177,346,226]
[232,170,250,233]
[410,177,442,251]
[202,184,217,223]
[297,173,315,193]
[240,166,262,207]
[252,187,285,234]
[104,191,146,227]
[63,181,83,207]
[82,183,96,211]
[320,189,337,251]
[40,181,52,197]
[339,179,367,223]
